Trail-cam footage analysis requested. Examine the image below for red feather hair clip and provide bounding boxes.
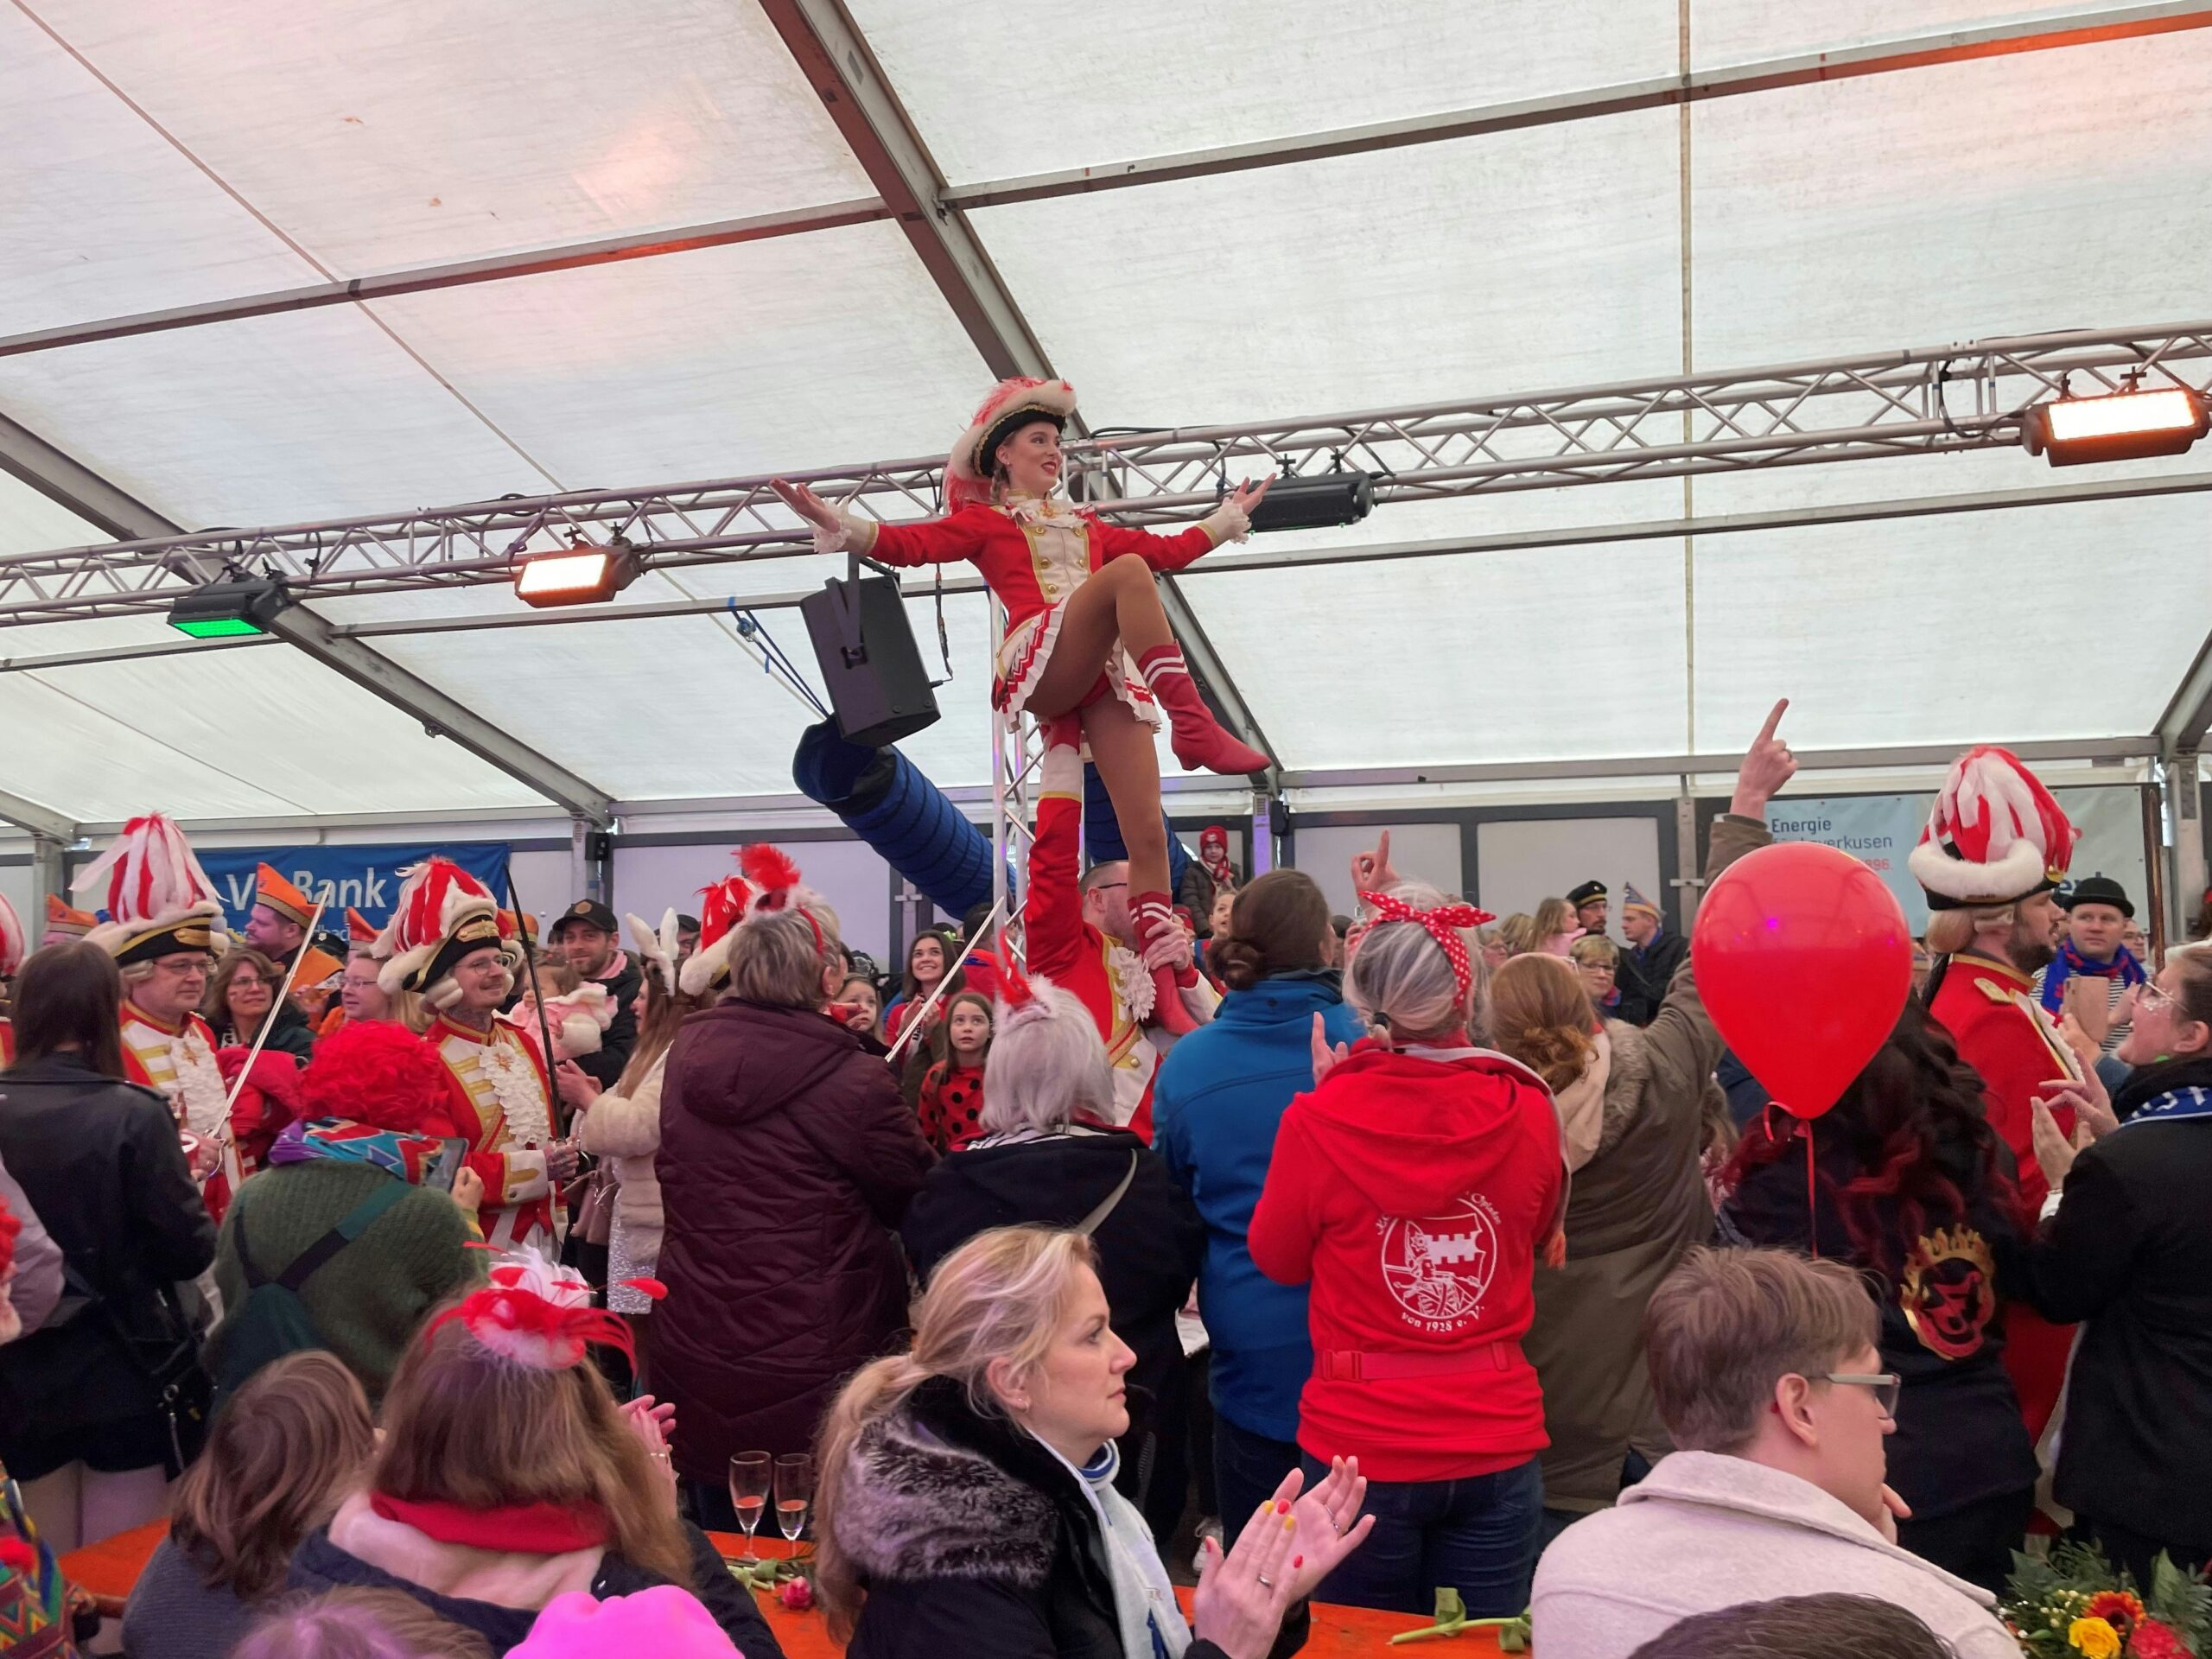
[993,957,1057,1032]
[424,1246,637,1370]
[739,844,804,912]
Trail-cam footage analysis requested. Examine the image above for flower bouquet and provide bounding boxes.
[2002,1542,2211,1656]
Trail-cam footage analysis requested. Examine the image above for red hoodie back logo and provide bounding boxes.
[1378,1195,1501,1334]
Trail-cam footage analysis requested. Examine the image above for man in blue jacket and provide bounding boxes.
[1153,868,1364,1544]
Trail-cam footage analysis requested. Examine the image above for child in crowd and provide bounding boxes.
[505,958,611,1064]
[915,992,992,1154]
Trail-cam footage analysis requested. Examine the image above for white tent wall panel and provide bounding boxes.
[0,7,313,336]
[28,0,874,278]
[1474,816,1664,926]
[1291,821,1465,918]
[848,0,1679,185]
[1688,493,2212,755]
[611,836,894,967]
[1688,32,2212,367]
[0,306,556,525]
[969,110,1684,430]
[365,224,992,486]
[1690,1,2149,65]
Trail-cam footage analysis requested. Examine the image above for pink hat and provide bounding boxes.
[512,1587,744,1659]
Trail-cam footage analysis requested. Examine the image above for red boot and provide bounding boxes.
[1133,891,1199,1036]
[1135,645,1270,776]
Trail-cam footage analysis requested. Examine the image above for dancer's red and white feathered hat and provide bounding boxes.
[0,896,23,981]
[374,857,507,1001]
[946,377,1078,512]
[73,814,228,965]
[677,845,833,997]
[1909,746,2077,911]
[628,907,681,997]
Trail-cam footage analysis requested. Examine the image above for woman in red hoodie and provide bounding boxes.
[1250,840,1564,1617]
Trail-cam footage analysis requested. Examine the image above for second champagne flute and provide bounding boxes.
[774,1452,815,1553]
[728,1452,772,1563]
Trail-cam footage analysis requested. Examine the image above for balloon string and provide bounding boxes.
[1804,1122,1818,1262]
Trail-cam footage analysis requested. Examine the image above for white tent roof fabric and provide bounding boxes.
[3,1,2209,823]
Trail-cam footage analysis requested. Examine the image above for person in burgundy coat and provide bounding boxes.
[652,847,935,1521]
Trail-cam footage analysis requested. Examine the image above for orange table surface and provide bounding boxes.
[60,1521,1522,1654]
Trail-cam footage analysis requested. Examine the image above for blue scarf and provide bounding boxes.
[2119,1084,2212,1129]
[2039,939,2146,1014]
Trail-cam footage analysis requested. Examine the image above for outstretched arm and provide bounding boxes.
[1091,476,1275,573]
[772,479,980,568]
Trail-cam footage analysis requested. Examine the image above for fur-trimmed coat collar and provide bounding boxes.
[836,1377,1071,1590]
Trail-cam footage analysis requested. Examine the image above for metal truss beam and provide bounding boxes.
[0,415,615,825]
[0,200,888,361]
[944,4,2212,209]
[8,320,2209,631]
[0,785,74,842]
[2158,625,2212,753]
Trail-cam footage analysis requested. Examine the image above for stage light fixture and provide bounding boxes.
[166,576,290,639]
[2023,381,2208,467]
[512,537,641,607]
[1245,470,1376,534]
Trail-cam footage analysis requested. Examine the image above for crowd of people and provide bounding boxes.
[0,384,2207,1659]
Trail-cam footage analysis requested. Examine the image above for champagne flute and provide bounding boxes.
[728,1452,772,1563]
[774,1452,815,1554]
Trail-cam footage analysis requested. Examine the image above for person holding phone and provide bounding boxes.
[210,1022,486,1402]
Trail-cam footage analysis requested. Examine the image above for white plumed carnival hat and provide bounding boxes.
[0,894,23,980]
[1909,745,2077,911]
[946,377,1078,512]
[374,857,505,998]
[73,814,228,965]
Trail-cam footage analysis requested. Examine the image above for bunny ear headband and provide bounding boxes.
[626,908,681,995]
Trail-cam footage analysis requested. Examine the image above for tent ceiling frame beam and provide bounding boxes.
[5,319,2208,626]
[0,785,74,842]
[0,199,891,360]
[944,3,2212,208]
[0,416,617,825]
[2,8,2202,359]
[757,0,1278,780]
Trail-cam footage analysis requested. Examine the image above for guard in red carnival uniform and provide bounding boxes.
[374,858,565,1251]
[74,814,241,1220]
[1912,746,2081,1447]
[1025,719,1218,1139]
[776,378,1274,1034]
[0,895,23,1065]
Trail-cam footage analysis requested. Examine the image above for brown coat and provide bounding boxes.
[1523,813,1770,1512]
[653,999,935,1479]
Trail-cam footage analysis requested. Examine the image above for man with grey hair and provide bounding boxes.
[1532,1248,2018,1659]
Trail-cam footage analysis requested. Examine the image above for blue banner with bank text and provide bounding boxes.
[194,843,512,931]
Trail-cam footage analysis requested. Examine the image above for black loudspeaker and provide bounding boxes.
[799,572,941,747]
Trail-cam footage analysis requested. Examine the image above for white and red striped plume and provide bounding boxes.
[74,813,219,926]
[0,895,23,979]
[374,857,501,996]
[677,866,754,998]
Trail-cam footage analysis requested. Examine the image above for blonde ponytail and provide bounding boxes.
[812,1227,1098,1640]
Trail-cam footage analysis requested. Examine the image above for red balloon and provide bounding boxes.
[1691,842,1914,1120]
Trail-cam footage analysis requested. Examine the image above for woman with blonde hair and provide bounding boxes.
[286,1251,777,1658]
[123,1351,378,1659]
[655,847,933,1520]
[816,1224,1370,1659]
[1489,703,1789,1545]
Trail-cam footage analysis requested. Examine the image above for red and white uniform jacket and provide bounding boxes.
[847,496,1236,710]
[119,1001,240,1223]
[1026,735,1217,1139]
[1927,950,2083,1444]
[423,1013,557,1251]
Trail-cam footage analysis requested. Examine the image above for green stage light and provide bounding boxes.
[166,577,290,638]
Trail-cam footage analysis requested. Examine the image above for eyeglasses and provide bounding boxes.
[1823,1372,1902,1418]
[2139,980,2177,1014]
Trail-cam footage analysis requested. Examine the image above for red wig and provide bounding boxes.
[300,1020,465,1137]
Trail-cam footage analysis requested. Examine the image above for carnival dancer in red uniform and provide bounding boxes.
[374,858,568,1251]
[773,378,1272,1032]
[1024,718,1219,1137]
[0,895,22,1065]
[74,814,242,1219]
[1913,746,2083,1447]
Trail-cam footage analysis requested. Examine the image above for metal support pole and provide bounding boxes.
[1672,794,1702,933]
[1249,794,1275,878]
[569,818,591,912]
[2165,748,2203,944]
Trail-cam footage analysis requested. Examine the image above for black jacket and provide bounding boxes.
[575,955,643,1089]
[0,1056,216,1467]
[2000,1054,2212,1549]
[900,1128,1203,1429]
[287,1516,783,1658]
[839,1378,1294,1659]
[1721,1116,2037,1520]
[1613,928,1690,1027]
[211,1001,315,1061]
